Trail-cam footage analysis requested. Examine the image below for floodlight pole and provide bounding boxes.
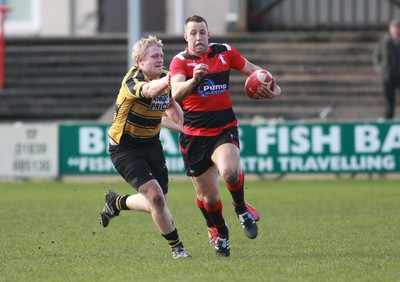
[127,0,142,69]
[174,0,185,35]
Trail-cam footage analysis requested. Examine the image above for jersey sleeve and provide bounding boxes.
[123,77,145,99]
[228,45,246,71]
[170,54,188,77]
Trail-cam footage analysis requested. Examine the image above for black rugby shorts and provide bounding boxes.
[179,127,240,177]
[109,142,168,193]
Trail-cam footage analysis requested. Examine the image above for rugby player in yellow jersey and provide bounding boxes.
[99,35,191,259]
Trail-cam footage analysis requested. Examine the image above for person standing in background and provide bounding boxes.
[373,19,400,120]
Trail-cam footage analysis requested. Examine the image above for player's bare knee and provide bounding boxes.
[204,198,219,207]
[222,170,239,186]
[150,193,166,210]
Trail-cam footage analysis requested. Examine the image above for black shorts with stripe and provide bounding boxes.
[109,142,168,193]
[179,127,240,177]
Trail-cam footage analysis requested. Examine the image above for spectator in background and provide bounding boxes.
[373,19,400,120]
[98,35,191,260]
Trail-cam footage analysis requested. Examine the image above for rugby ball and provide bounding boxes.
[244,70,274,99]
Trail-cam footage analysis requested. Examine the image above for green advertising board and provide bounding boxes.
[60,124,115,174]
[59,124,182,174]
[59,121,400,175]
[238,121,400,174]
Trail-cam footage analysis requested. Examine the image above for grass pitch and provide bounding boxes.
[0,178,399,282]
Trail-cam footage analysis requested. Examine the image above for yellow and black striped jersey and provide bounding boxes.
[108,66,171,146]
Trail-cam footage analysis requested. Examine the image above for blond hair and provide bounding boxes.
[132,35,163,66]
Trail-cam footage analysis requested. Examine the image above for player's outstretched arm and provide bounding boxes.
[141,73,170,99]
[162,100,184,133]
[171,63,208,101]
[240,59,263,76]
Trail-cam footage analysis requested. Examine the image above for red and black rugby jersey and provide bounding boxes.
[170,43,246,136]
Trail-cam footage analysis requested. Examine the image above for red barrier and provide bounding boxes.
[0,6,11,89]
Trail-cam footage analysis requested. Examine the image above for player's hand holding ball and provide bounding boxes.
[244,69,281,100]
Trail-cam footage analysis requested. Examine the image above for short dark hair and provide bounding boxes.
[184,15,208,30]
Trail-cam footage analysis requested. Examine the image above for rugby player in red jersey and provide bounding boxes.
[170,15,281,257]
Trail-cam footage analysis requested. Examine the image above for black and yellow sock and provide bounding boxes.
[162,228,182,250]
[114,195,130,211]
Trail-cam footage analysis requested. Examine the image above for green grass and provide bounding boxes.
[0,178,399,282]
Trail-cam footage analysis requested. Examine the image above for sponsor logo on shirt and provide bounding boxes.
[197,78,227,97]
[218,54,227,65]
[148,94,170,111]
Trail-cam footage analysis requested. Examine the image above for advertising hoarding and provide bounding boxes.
[59,122,400,175]
[0,123,59,178]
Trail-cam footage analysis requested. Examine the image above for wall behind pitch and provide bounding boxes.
[1,121,398,179]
